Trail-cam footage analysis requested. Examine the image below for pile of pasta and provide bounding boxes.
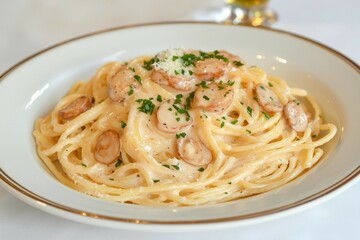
[33,49,337,206]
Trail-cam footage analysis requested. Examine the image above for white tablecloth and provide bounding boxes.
[1,0,359,239]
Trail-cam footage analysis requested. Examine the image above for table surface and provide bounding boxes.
[0,0,359,239]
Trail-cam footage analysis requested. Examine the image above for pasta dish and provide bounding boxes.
[33,49,337,206]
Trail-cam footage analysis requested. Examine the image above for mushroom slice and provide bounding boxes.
[177,137,212,166]
[58,96,93,122]
[284,100,309,132]
[156,101,192,133]
[254,83,283,113]
[94,130,121,164]
[108,66,139,102]
[194,82,233,112]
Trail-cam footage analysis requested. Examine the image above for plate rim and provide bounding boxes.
[0,21,359,226]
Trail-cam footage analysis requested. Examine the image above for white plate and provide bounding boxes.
[0,22,359,231]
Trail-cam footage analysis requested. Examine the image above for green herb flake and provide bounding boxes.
[137,99,155,115]
[312,134,317,138]
[233,61,244,67]
[134,75,142,85]
[181,69,185,75]
[153,179,160,183]
[157,95,163,102]
[129,67,135,72]
[189,70,193,75]
[175,117,180,122]
[109,178,114,181]
[196,81,209,89]
[225,192,228,194]
[231,120,238,125]
[115,159,123,167]
[128,85,134,96]
[185,91,195,110]
[218,85,225,90]
[163,164,170,169]
[247,106,253,117]
[81,163,87,167]
[253,97,258,101]
[294,100,301,106]
[260,85,266,91]
[198,167,205,172]
[228,182,232,185]
[172,56,179,61]
[220,122,225,128]
[246,129,252,134]
[295,137,301,141]
[226,80,235,86]
[262,112,271,120]
[142,57,157,71]
[203,95,210,101]
[268,82,273,87]
[172,164,180,170]
[121,121,127,128]
[176,132,187,139]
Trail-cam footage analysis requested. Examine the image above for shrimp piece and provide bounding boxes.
[194,58,231,81]
[156,101,192,133]
[284,100,309,132]
[151,69,197,91]
[108,66,139,102]
[194,82,234,112]
[254,84,283,113]
[177,137,212,166]
[94,130,120,164]
[58,96,93,123]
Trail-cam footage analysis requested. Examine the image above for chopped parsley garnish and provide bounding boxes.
[174,70,179,75]
[220,122,225,128]
[128,85,134,96]
[172,56,179,61]
[185,91,195,110]
[174,94,183,104]
[253,97,258,101]
[136,98,155,115]
[222,116,226,120]
[228,182,232,185]
[218,85,225,90]
[134,75,142,85]
[262,112,271,120]
[233,61,244,67]
[246,129,252,134]
[142,57,158,71]
[176,132,187,139]
[175,117,180,122]
[153,179,160,183]
[226,80,235,86]
[121,121,127,128]
[295,137,301,141]
[181,69,186,75]
[172,104,190,117]
[189,70,193,75]
[172,164,180,170]
[231,120,238,125]
[270,96,274,102]
[81,163,87,167]
[198,167,205,172]
[260,85,266,90]
[197,81,209,89]
[109,178,114,181]
[157,95,163,102]
[203,95,210,101]
[268,82,273,87]
[163,164,170,169]
[225,192,228,194]
[312,134,317,138]
[247,106,253,117]
[294,100,301,105]
[115,159,122,167]
[240,102,244,106]
[180,53,198,67]
[129,67,135,72]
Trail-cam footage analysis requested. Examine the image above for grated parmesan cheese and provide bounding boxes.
[154,48,194,76]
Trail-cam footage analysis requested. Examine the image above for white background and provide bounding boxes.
[0,0,359,239]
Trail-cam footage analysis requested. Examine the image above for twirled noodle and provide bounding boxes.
[33,49,337,206]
